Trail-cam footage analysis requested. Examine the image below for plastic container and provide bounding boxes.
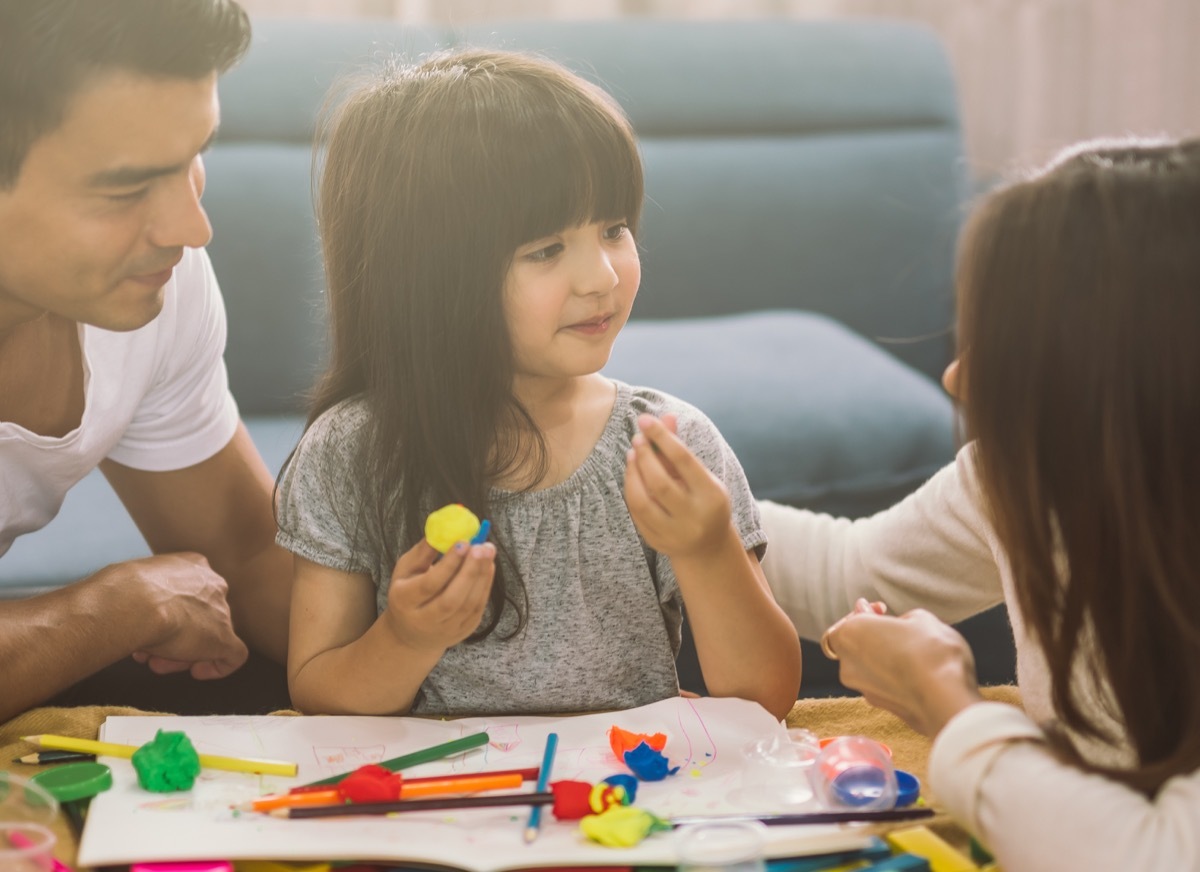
[676,820,768,872]
[812,736,898,811]
[731,728,820,810]
[0,772,60,872]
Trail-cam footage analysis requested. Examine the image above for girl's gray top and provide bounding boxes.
[276,380,766,716]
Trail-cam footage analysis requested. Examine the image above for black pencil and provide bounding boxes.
[273,790,554,819]
[62,800,86,839]
[670,807,936,827]
[15,751,96,765]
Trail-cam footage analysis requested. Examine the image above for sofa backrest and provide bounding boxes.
[204,19,964,415]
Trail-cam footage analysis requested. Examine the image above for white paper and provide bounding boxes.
[79,697,868,869]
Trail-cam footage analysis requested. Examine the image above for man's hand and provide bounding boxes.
[824,608,983,736]
[125,553,249,680]
[384,538,496,654]
[624,413,733,560]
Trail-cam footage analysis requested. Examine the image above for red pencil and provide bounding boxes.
[273,790,553,819]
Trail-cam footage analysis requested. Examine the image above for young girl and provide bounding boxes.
[755,137,1200,869]
[275,49,801,719]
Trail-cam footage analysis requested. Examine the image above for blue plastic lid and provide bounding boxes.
[894,768,920,807]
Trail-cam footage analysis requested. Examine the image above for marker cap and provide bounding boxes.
[29,762,113,803]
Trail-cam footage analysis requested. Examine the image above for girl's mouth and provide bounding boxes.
[565,315,614,335]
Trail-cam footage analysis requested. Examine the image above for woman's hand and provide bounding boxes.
[384,538,496,654]
[823,608,983,737]
[624,413,733,559]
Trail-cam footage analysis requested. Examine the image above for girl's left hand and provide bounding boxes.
[624,413,733,559]
[823,609,983,737]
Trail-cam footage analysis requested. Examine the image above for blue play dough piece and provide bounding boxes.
[470,519,491,545]
[830,764,893,807]
[622,742,679,781]
[603,772,639,803]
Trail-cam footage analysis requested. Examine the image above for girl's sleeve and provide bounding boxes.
[275,403,374,575]
[932,702,1200,870]
[758,445,1005,640]
[675,410,767,559]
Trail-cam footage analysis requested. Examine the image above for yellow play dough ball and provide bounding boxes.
[424,504,482,553]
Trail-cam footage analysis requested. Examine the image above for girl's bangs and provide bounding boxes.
[497,100,643,247]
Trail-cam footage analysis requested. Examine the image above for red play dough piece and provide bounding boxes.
[338,764,401,803]
[549,779,594,820]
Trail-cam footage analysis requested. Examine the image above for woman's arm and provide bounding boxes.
[933,704,1200,872]
[287,540,495,715]
[625,414,801,719]
[759,447,1006,641]
[825,608,1200,871]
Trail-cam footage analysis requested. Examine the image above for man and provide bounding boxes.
[0,0,292,721]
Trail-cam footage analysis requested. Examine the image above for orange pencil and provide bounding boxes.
[401,772,522,799]
[245,789,343,813]
[242,771,524,813]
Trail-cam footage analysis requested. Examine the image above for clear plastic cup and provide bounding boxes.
[676,820,768,872]
[812,736,898,811]
[731,727,820,810]
[0,772,60,871]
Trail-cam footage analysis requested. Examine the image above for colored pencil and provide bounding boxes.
[523,732,558,843]
[272,790,553,819]
[297,731,489,789]
[245,772,524,812]
[287,765,538,795]
[670,807,935,827]
[15,751,96,765]
[22,734,298,778]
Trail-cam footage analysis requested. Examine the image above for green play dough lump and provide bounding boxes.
[131,729,201,792]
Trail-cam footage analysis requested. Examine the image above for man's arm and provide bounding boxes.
[0,553,248,722]
[101,422,292,663]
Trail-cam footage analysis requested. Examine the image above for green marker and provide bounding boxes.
[29,762,113,838]
[298,731,490,789]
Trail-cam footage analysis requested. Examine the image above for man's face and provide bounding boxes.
[0,71,219,333]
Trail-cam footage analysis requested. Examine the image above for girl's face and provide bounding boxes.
[503,218,640,385]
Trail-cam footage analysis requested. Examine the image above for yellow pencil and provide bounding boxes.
[23,734,298,778]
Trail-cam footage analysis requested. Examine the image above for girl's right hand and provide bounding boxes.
[384,538,496,654]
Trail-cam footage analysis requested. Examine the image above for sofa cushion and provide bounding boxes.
[604,311,955,516]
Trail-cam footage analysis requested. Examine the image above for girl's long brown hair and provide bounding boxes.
[301,50,643,638]
[958,138,1200,794]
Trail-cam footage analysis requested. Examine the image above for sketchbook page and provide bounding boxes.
[79,697,868,869]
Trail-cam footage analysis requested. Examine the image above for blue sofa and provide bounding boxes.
[0,19,1013,693]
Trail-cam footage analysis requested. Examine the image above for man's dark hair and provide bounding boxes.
[0,0,251,187]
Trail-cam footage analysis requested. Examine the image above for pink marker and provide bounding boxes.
[130,863,233,872]
[6,829,72,872]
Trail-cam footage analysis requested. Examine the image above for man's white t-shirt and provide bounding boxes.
[0,246,239,558]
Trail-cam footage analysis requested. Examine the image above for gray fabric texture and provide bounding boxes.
[275,380,766,715]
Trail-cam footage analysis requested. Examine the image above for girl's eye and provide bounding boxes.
[525,243,563,263]
[604,222,629,241]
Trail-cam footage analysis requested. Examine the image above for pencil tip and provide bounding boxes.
[523,827,538,843]
[16,753,36,764]
[268,809,288,819]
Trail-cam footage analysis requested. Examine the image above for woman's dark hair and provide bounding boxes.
[958,137,1200,794]
[307,49,644,638]
[0,0,250,188]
